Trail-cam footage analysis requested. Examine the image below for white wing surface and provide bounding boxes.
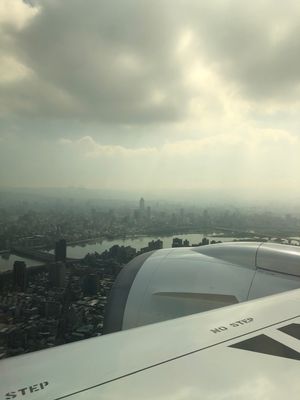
[1,288,300,400]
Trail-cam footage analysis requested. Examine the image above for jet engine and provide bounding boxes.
[103,242,300,333]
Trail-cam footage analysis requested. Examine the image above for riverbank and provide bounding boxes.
[46,233,244,260]
[50,231,228,249]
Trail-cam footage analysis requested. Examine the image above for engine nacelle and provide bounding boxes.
[103,242,300,333]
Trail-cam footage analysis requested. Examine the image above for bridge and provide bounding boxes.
[11,247,81,263]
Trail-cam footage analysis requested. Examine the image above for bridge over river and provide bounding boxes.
[11,247,81,263]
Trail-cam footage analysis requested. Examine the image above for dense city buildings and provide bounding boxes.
[0,255,114,359]
[1,196,300,253]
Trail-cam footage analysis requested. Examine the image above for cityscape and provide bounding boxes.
[1,193,300,359]
[1,0,300,397]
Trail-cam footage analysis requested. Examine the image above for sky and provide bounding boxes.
[1,0,300,202]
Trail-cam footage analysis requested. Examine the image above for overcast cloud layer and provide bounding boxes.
[1,0,300,201]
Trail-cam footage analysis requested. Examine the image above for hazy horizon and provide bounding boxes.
[1,1,300,202]
[1,186,300,211]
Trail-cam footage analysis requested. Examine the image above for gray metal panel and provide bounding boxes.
[122,247,256,329]
[192,242,260,269]
[103,251,155,334]
[257,243,300,277]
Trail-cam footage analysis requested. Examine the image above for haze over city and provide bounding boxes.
[1,0,300,204]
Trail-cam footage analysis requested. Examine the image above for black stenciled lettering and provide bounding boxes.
[230,318,253,328]
[29,385,39,393]
[40,381,49,390]
[18,388,27,396]
[5,382,48,399]
[5,392,17,400]
[219,326,227,331]
[211,326,227,333]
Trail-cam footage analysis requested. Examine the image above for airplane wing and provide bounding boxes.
[1,288,300,400]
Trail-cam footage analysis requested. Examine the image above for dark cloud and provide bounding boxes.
[2,0,187,124]
[1,0,300,195]
[0,0,300,124]
[186,1,300,100]
[2,1,300,125]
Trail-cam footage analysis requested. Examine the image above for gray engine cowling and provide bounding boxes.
[103,242,300,333]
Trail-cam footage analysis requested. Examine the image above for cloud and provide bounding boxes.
[51,129,300,196]
[0,55,32,84]
[0,0,187,123]
[61,128,299,159]
[186,0,300,102]
[0,0,39,31]
[70,135,157,157]
[2,0,300,126]
[1,0,300,198]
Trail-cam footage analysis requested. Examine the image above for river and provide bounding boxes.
[0,253,43,273]
[48,233,243,259]
[0,234,249,272]
[2,234,298,273]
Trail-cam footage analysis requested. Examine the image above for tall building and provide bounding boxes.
[55,239,67,262]
[201,237,210,246]
[183,239,190,247]
[83,273,98,296]
[13,261,27,291]
[148,239,163,250]
[172,238,183,248]
[139,197,145,212]
[49,262,66,287]
[146,206,151,220]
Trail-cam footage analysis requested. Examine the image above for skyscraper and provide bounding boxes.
[172,238,183,248]
[13,261,27,291]
[83,273,98,296]
[49,262,66,287]
[55,239,67,262]
[139,197,145,212]
[146,206,151,220]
